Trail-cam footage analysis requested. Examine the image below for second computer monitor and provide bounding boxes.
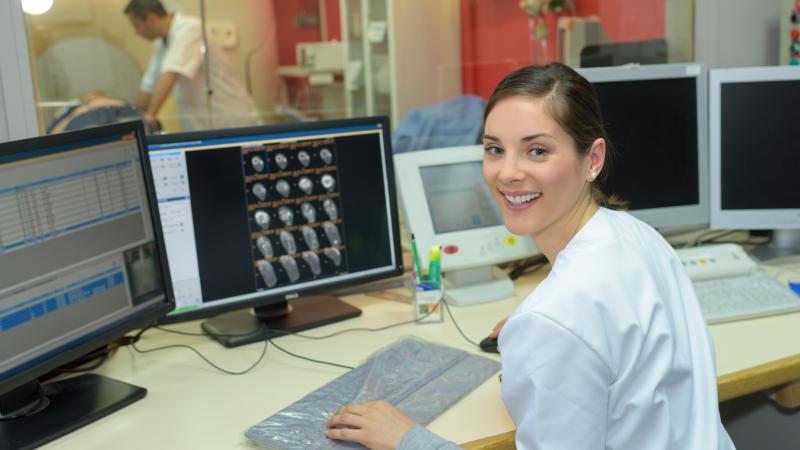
[578,63,709,228]
[146,117,403,342]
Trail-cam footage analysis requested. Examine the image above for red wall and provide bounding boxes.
[461,0,665,99]
[272,0,341,66]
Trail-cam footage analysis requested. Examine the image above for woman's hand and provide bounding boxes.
[489,317,508,339]
[326,400,415,450]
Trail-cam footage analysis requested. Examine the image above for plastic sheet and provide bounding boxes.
[246,337,501,449]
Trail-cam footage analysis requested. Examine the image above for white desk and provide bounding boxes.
[40,265,800,449]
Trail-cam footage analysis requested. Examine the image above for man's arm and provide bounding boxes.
[134,91,152,110]
[145,71,179,119]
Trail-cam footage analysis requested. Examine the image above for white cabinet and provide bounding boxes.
[340,0,462,127]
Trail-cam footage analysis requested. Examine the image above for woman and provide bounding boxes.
[326,63,735,450]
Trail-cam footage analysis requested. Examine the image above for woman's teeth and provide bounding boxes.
[504,193,541,205]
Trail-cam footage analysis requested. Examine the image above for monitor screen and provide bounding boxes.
[710,66,800,230]
[579,64,709,228]
[0,122,171,447]
[147,117,402,323]
[393,145,539,306]
[419,162,502,234]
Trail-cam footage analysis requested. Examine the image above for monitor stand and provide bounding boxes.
[0,374,146,450]
[443,266,516,306]
[201,295,362,348]
[750,229,800,262]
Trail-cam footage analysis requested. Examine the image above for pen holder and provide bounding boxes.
[413,279,443,323]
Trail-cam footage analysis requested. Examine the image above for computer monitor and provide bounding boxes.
[709,66,800,257]
[0,122,172,449]
[146,117,403,347]
[578,63,709,229]
[394,145,539,306]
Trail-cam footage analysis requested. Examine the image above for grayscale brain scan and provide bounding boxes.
[323,199,338,220]
[302,251,321,275]
[323,221,341,246]
[280,231,297,254]
[324,247,342,266]
[275,153,288,170]
[320,148,333,165]
[252,183,267,201]
[278,206,294,226]
[251,155,265,173]
[254,210,270,230]
[256,236,273,259]
[280,255,300,282]
[299,177,313,195]
[301,202,316,223]
[257,261,278,287]
[276,179,290,198]
[298,150,311,167]
[302,226,320,250]
[321,174,336,192]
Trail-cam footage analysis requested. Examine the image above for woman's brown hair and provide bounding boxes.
[484,63,626,210]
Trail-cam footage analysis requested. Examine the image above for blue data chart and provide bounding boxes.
[0,161,141,254]
[0,267,125,333]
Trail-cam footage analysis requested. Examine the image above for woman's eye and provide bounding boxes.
[484,145,503,155]
[530,147,547,157]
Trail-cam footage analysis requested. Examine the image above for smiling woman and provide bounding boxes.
[325,63,736,450]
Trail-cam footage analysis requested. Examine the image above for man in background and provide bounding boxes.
[125,0,261,131]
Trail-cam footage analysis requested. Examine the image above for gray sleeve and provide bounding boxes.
[397,425,462,450]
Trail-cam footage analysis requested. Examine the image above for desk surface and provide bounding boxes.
[41,266,800,450]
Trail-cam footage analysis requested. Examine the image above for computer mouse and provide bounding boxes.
[479,336,499,354]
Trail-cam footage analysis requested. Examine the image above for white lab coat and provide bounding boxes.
[141,13,261,131]
[499,208,735,449]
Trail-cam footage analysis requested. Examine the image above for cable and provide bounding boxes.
[266,337,354,370]
[441,299,481,348]
[129,324,268,376]
[508,254,548,280]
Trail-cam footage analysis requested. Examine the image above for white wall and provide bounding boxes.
[0,0,40,141]
[695,0,784,68]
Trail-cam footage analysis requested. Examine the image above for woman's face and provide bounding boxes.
[482,96,592,238]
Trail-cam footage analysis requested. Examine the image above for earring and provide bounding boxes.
[590,171,597,180]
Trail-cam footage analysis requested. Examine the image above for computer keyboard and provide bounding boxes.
[693,272,800,324]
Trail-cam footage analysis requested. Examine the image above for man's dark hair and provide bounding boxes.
[124,0,168,20]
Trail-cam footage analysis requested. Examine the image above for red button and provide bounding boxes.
[792,28,799,40]
[443,245,459,255]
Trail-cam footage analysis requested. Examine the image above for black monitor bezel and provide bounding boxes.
[147,116,404,324]
[0,121,175,396]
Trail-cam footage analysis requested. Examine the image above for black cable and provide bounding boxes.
[266,336,354,370]
[441,299,481,348]
[130,336,268,376]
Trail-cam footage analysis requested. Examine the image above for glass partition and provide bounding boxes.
[21,0,693,142]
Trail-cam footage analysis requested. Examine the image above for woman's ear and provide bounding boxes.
[587,138,606,182]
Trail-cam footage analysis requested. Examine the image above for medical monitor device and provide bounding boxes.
[709,66,800,256]
[578,63,709,229]
[147,117,403,347]
[394,145,538,306]
[0,122,172,449]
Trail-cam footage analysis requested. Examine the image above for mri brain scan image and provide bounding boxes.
[298,177,313,195]
[257,261,278,287]
[279,256,300,282]
[324,247,342,266]
[276,179,290,198]
[321,174,336,192]
[298,150,311,167]
[275,153,288,170]
[280,231,297,254]
[251,155,265,173]
[320,148,333,165]
[254,210,270,230]
[256,236,273,259]
[301,202,316,223]
[323,199,338,220]
[252,183,267,201]
[302,226,320,250]
[278,206,294,226]
[302,251,321,275]
[323,222,341,246]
